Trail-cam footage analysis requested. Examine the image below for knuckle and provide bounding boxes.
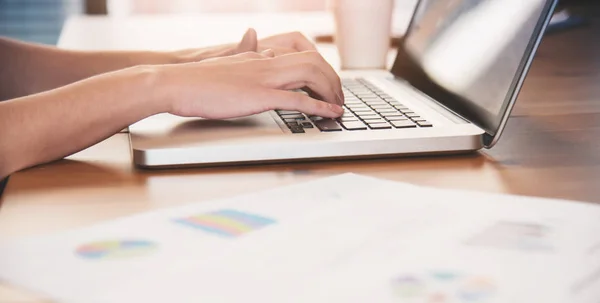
[305,51,327,65]
[302,62,320,76]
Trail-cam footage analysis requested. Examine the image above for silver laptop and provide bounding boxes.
[129,0,558,168]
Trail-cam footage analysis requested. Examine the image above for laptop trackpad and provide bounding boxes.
[129,112,284,149]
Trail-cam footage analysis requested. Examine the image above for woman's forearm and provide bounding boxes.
[0,49,345,179]
[0,37,175,100]
[0,30,317,101]
[0,65,167,178]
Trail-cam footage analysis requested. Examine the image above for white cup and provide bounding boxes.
[329,0,394,70]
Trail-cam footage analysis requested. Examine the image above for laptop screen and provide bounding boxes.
[391,0,556,142]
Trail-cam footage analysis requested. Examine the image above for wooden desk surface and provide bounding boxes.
[2,5,600,302]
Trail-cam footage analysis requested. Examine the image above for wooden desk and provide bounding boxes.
[1,6,600,302]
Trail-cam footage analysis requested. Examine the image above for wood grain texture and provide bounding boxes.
[0,4,599,302]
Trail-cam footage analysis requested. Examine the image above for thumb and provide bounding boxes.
[236,28,258,53]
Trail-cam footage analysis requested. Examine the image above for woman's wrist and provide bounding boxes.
[124,64,173,117]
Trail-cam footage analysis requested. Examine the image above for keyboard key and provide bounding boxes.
[396,107,412,112]
[356,113,379,119]
[370,104,395,109]
[349,105,370,110]
[314,119,343,132]
[353,109,377,114]
[359,117,381,122]
[364,118,386,125]
[381,112,405,118]
[287,122,306,133]
[339,117,359,122]
[301,122,314,128]
[361,97,384,103]
[369,100,391,105]
[341,121,368,130]
[356,93,377,98]
[416,121,433,127]
[386,116,409,121]
[405,113,421,118]
[277,110,301,115]
[375,109,398,114]
[347,104,370,110]
[391,120,417,128]
[345,87,363,91]
[366,102,390,107]
[280,113,305,119]
[368,122,392,129]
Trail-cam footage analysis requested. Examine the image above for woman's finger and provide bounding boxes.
[259,31,317,52]
[287,31,318,51]
[235,28,258,53]
[264,61,340,106]
[271,52,344,105]
[261,89,344,118]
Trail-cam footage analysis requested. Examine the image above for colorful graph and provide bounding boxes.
[173,209,276,238]
[391,271,495,302]
[75,239,158,260]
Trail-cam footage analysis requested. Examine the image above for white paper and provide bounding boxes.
[1,173,599,303]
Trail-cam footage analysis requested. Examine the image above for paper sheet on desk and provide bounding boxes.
[0,173,599,303]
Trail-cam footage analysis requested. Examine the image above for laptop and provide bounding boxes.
[129,0,558,168]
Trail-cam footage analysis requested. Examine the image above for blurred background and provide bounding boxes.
[0,0,591,46]
[0,0,419,45]
[0,0,84,44]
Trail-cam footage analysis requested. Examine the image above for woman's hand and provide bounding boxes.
[156,50,344,119]
[0,33,335,178]
[171,29,317,63]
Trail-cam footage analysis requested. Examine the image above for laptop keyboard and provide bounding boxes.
[275,78,433,134]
